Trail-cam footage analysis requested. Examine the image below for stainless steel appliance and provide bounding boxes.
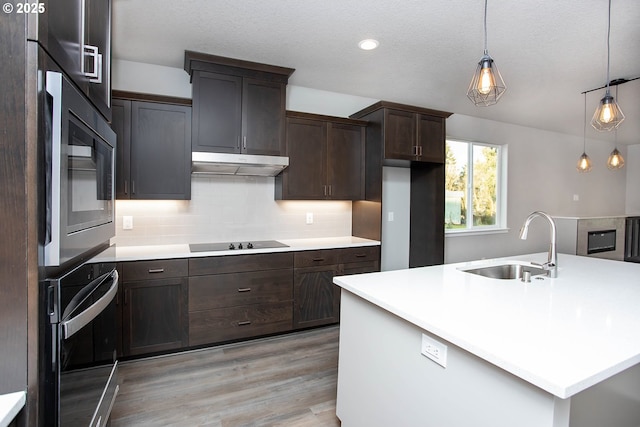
[625,216,640,263]
[555,216,626,261]
[189,240,289,252]
[43,260,119,427]
[44,71,116,266]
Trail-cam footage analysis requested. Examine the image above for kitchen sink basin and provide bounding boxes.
[460,263,548,280]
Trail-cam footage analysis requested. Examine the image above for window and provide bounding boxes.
[445,139,506,233]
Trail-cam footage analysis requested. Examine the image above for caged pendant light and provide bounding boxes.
[577,93,592,173]
[467,0,506,106]
[591,0,625,131]
[606,85,625,169]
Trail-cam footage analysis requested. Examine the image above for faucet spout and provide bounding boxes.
[519,211,557,278]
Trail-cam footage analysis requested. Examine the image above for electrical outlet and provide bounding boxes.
[388,211,394,222]
[123,216,133,230]
[306,212,313,225]
[573,194,580,201]
[421,333,447,368]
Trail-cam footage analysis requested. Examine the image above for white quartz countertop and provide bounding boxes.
[0,392,25,427]
[333,253,640,399]
[93,236,379,262]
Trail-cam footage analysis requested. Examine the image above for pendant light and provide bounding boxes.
[606,85,625,169]
[591,0,625,131]
[467,0,506,106]
[577,93,592,173]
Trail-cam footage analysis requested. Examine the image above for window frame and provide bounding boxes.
[445,138,507,235]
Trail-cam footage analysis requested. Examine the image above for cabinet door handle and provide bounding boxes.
[124,180,129,195]
[132,180,136,195]
[312,257,325,262]
[243,136,247,150]
[237,288,251,293]
[148,268,165,274]
[83,45,103,83]
[328,185,332,196]
[323,185,327,196]
[418,145,423,156]
[238,320,251,326]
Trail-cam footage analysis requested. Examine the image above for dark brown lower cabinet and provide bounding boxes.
[293,264,341,329]
[119,259,189,357]
[117,247,379,357]
[293,246,380,329]
[188,253,294,346]
[122,277,188,356]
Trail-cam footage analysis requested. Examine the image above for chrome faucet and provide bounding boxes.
[519,211,558,278]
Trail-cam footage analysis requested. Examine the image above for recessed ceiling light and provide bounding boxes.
[358,39,379,51]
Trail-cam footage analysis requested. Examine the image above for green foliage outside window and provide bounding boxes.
[445,140,500,231]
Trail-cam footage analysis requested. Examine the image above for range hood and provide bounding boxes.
[191,152,289,177]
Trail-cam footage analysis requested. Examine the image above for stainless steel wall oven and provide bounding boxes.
[44,71,116,266]
[43,260,119,427]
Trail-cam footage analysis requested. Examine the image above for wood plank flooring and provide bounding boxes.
[109,326,341,426]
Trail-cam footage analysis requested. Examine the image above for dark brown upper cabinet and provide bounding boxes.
[112,93,192,200]
[275,111,366,201]
[30,0,112,120]
[351,101,451,165]
[184,51,295,156]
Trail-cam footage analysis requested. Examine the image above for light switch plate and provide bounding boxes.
[421,333,447,368]
[123,215,133,230]
[306,212,313,224]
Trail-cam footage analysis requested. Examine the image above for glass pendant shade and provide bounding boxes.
[591,92,625,131]
[576,153,593,173]
[467,53,506,106]
[606,147,624,169]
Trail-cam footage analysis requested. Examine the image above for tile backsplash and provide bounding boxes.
[113,175,352,246]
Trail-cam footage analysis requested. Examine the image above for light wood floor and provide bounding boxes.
[109,326,341,426]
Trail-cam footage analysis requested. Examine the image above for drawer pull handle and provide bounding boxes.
[237,288,251,293]
[148,268,165,274]
[355,253,367,258]
[312,258,325,262]
[238,320,251,326]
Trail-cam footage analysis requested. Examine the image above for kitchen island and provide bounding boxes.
[333,253,640,427]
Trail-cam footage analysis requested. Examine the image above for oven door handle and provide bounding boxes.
[62,270,119,340]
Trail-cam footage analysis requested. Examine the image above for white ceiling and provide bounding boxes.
[112,0,640,146]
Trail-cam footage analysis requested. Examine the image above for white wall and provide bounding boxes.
[113,60,633,262]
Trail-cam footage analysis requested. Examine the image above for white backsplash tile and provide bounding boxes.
[112,175,352,246]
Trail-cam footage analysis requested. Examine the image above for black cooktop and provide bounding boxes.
[189,240,289,252]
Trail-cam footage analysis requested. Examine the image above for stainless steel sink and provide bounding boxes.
[460,263,548,280]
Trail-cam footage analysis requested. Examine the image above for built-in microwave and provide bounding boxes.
[44,71,116,266]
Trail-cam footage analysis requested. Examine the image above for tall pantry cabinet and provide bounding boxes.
[350,101,452,268]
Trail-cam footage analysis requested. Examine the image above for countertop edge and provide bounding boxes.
[0,391,26,427]
[93,237,380,262]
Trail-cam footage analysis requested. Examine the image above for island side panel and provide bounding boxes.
[568,361,640,427]
[336,290,570,427]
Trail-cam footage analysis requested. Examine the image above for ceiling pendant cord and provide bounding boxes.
[606,86,625,169]
[577,92,592,173]
[467,0,506,107]
[591,0,625,131]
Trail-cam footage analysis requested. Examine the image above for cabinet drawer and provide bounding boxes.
[189,252,293,276]
[188,269,293,311]
[294,249,339,267]
[122,259,188,281]
[339,246,380,264]
[189,301,293,346]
